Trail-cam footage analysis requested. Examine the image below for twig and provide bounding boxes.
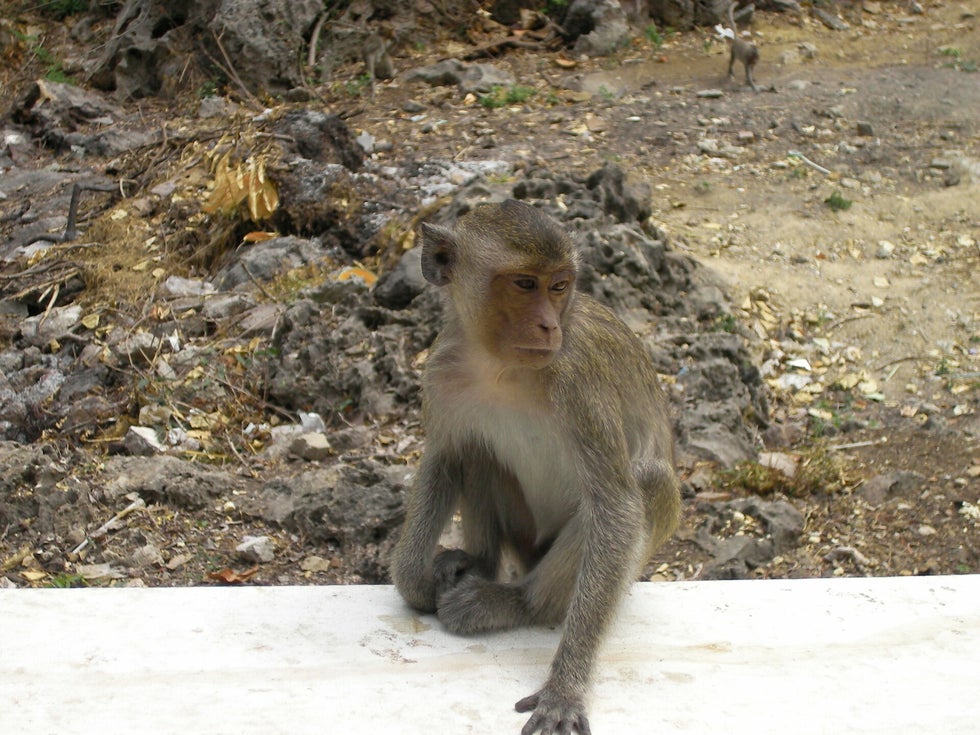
[828,439,887,451]
[825,312,876,331]
[308,11,327,68]
[21,182,115,246]
[71,497,147,555]
[241,260,280,302]
[788,150,832,175]
[876,355,929,371]
[202,31,265,112]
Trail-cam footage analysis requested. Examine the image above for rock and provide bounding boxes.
[208,0,322,96]
[405,60,516,94]
[125,426,165,456]
[584,163,652,223]
[875,240,896,258]
[698,498,804,579]
[107,329,165,366]
[856,121,874,137]
[214,237,324,289]
[11,80,155,154]
[812,7,849,31]
[201,293,255,321]
[161,276,215,298]
[564,0,631,56]
[102,455,243,508]
[253,461,408,547]
[290,432,332,461]
[20,305,83,347]
[856,471,925,506]
[236,535,276,563]
[373,248,426,310]
[275,110,365,171]
[735,499,805,554]
[799,42,819,60]
[300,555,334,573]
[130,543,164,568]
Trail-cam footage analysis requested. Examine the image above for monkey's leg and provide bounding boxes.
[728,50,736,79]
[746,66,760,91]
[433,452,515,601]
[391,452,462,613]
[437,513,586,634]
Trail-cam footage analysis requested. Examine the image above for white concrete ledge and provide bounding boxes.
[2,576,978,734]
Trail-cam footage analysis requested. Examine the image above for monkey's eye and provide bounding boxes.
[550,280,570,294]
[512,277,538,292]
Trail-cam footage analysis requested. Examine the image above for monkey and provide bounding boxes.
[723,2,760,91]
[362,29,395,99]
[390,200,682,735]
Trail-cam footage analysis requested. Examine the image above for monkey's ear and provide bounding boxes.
[418,222,456,287]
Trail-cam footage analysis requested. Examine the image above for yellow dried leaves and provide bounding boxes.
[203,151,279,222]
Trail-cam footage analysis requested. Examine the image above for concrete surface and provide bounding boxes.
[1,576,978,734]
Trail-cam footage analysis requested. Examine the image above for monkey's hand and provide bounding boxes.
[433,548,475,599]
[516,689,591,735]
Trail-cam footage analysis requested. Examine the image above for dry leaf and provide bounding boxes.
[243,231,279,243]
[337,266,378,285]
[207,566,259,584]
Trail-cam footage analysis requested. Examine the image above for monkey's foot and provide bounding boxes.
[432,548,475,599]
[516,689,592,735]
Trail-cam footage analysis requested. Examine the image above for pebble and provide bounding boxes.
[236,535,276,564]
[125,426,165,455]
[856,121,874,137]
[917,525,937,537]
[290,432,332,461]
[875,240,896,258]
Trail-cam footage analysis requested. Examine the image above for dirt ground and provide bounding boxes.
[1,2,977,587]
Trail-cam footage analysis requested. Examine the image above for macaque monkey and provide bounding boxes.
[724,2,760,91]
[362,29,394,99]
[391,200,682,735]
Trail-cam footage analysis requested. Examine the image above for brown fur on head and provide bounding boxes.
[418,201,578,368]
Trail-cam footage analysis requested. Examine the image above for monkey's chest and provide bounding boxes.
[470,405,580,542]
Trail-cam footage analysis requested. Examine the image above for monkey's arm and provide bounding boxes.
[391,451,461,612]
[518,444,646,735]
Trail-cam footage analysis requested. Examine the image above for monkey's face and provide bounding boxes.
[478,267,575,369]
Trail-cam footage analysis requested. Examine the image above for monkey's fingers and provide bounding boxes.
[516,691,592,735]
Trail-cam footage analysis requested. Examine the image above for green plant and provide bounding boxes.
[478,84,536,109]
[344,74,371,97]
[824,191,852,211]
[645,24,664,47]
[12,28,74,84]
[712,313,738,333]
[48,573,87,588]
[198,80,219,98]
[717,445,845,498]
[597,84,614,101]
[40,0,89,18]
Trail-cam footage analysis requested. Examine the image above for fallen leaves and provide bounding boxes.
[207,566,259,584]
[203,151,279,222]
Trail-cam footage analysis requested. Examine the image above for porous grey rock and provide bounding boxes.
[236,535,276,563]
[214,237,325,290]
[20,305,82,347]
[699,498,804,579]
[857,471,926,506]
[373,247,426,310]
[124,426,165,456]
[405,60,516,94]
[564,0,631,56]
[254,461,409,546]
[102,455,244,509]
